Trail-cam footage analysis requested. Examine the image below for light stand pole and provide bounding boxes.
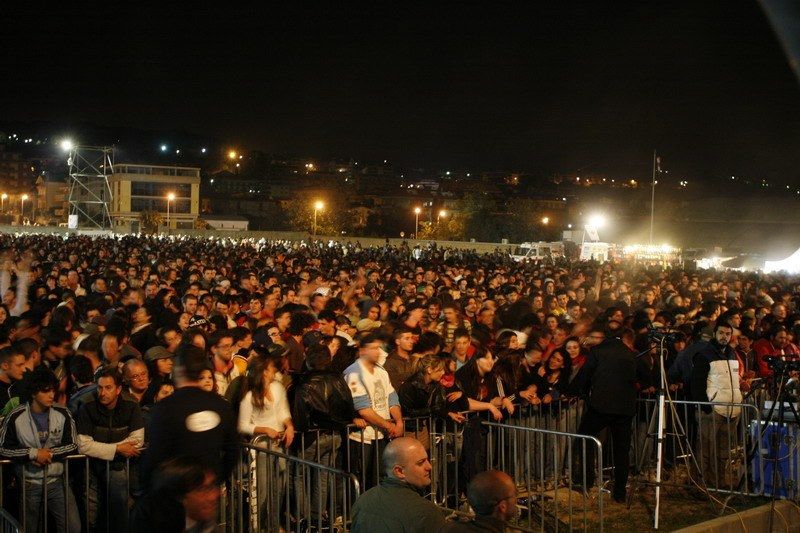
[653,338,668,529]
[20,194,28,223]
[166,192,175,230]
[1,193,6,213]
[313,201,324,238]
[649,150,657,245]
[414,207,421,237]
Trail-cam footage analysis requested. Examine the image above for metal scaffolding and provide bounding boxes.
[66,145,114,230]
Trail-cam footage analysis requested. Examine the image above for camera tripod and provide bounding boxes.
[753,358,800,531]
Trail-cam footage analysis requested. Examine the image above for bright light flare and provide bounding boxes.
[59,139,74,152]
[587,214,607,228]
[167,192,176,201]
[314,201,324,210]
[414,207,421,214]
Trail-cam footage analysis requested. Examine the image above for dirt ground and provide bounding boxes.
[513,485,770,531]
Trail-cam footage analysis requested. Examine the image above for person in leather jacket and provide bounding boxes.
[291,343,358,523]
[398,354,467,427]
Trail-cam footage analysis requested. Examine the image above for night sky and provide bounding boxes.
[3,2,799,181]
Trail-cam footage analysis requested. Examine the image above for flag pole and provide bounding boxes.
[649,150,657,245]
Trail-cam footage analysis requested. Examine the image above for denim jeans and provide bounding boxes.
[24,478,81,533]
[292,432,342,523]
[88,464,130,532]
[250,440,286,532]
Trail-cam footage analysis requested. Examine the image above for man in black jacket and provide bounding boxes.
[76,367,144,532]
[139,344,239,492]
[568,326,637,502]
[291,343,357,524]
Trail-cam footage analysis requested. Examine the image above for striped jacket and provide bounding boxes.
[0,403,78,481]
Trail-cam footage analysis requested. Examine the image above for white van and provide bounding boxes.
[510,241,565,262]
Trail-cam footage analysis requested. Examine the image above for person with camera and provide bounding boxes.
[690,322,742,489]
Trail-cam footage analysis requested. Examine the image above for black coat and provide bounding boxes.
[397,372,468,420]
[75,394,144,469]
[291,370,355,446]
[568,337,637,416]
[139,386,239,490]
[130,491,185,532]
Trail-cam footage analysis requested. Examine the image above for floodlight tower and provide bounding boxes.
[63,140,114,230]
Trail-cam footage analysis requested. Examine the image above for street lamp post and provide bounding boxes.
[313,201,324,237]
[414,207,421,237]
[1,193,6,213]
[20,194,28,223]
[438,209,447,223]
[166,192,175,229]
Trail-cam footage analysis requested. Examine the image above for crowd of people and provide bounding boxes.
[0,232,797,531]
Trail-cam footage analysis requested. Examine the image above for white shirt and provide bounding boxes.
[237,383,291,436]
[344,359,398,442]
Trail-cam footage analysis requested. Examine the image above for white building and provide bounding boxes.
[110,163,201,231]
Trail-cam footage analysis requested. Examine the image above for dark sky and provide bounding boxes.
[3,2,800,180]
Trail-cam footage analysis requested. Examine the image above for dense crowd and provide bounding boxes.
[0,232,798,532]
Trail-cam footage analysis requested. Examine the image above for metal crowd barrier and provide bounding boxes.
[0,510,19,533]
[631,397,763,497]
[226,435,361,533]
[344,412,477,509]
[344,405,603,531]
[483,420,604,532]
[505,398,586,436]
[0,453,136,533]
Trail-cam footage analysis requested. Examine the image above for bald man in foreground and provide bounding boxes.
[351,436,446,532]
[441,470,519,532]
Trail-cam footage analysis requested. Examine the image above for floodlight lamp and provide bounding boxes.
[59,139,74,152]
[587,214,607,228]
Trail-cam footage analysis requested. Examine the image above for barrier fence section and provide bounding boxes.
[343,401,604,532]
[225,435,362,533]
[483,420,604,532]
[631,397,763,497]
[0,510,19,533]
[0,453,132,533]
[0,396,792,532]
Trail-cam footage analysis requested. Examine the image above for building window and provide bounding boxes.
[130,182,191,197]
[131,198,190,213]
